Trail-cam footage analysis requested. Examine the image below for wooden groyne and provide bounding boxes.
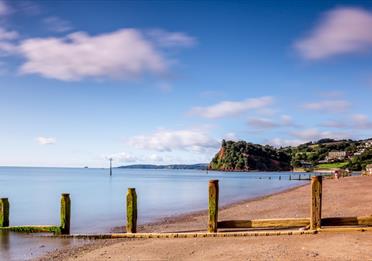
[0,194,70,234]
[1,175,371,238]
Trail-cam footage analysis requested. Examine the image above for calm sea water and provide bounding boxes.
[0,167,306,260]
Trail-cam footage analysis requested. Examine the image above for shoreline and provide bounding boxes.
[113,181,309,233]
[34,182,309,261]
[37,176,372,260]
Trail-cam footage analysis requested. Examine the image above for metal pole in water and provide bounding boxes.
[109,158,113,176]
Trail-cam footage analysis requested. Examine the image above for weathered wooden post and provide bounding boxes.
[126,188,137,233]
[60,193,71,235]
[310,176,322,230]
[0,198,9,227]
[208,180,219,233]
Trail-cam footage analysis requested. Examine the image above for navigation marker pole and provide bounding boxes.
[109,158,113,176]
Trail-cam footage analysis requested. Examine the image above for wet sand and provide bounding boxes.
[38,176,372,261]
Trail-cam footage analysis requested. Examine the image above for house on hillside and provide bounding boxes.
[366,164,372,175]
[326,151,349,161]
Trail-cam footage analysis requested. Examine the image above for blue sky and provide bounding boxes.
[0,0,372,167]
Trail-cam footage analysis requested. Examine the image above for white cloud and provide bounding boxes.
[320,120,348,129]
[248,115,296,129]
[105,152,137,163]
[18,29,169,81]
[351,114,372,128]
[0,0,10,16]
[248,117,278,129]
[147,29,196,47]
[303,100,351,113]
[223,132,239,141]
[0,28,18,40]
[43,16,73,33]
[189,96,273,119]
[280,115,294,126]
[0,41,17,54]
[295,7,372,59]
[148,154,164,162]
[267,138,305,147]
[128,129,219,152]
[290,128,351,141]
[36,136,56,145]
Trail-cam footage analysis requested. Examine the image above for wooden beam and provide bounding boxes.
[126,188,137,233]
[318,227,372,233]
[54,230,316,239]
[322,216,372,226]
[310,176,322,230]
[60,193,71,235]
[208,180,219,233]
[218,218,310,229]
[0,198,9,227]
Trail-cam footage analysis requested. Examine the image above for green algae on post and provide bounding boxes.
[0,225,61,233]
[126,188,137,233]
[60,193,71,235]
[208,180,219,233]
[0,198,9,227]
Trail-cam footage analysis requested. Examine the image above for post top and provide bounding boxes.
[0,198,8,201]
[209,179,219,184]
[128,188,136,191]
[61,193,70,197]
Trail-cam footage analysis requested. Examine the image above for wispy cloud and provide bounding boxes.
[36,136,56,145]
[105,152,137,162]
[267,138,305,147]
[147,29,197,47]
[0,28,195,81]
[295,7,372,60]
[189,96,273,119]
[128,129,219,152]
[0,0,10,16]
[18,29,168,81]
[351,114,372,128]
[43,16,73,33]
[303,100,351,113]
[248,115,296,129]
[248,117,279,129]
[320,120,349,129]
[290,128,351,141]
[0,27,18,40]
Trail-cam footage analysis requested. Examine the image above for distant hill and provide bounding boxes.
[209,138,372,172]
[118,163,208,170]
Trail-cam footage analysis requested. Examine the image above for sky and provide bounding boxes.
[0,0,372,167]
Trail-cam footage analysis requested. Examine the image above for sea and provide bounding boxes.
[0,167,307,260]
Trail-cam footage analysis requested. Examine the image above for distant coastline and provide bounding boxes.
[117,163,208,170]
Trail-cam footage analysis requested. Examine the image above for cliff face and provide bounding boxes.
[209,140,291,171]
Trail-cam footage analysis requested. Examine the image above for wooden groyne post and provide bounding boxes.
[310,176,322,230]
[126,188,137,233]
[60,193,71,235]
[208,180,219,233]
[0,198,9,227]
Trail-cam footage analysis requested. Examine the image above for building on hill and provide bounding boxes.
[366,164,372,175]
[326,151,349,161]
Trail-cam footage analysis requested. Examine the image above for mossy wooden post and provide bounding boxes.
[310,176,322,230]
[208,180,219,233]
[60,193,71,235]
[126,188,137,233]
[0,198,9,227]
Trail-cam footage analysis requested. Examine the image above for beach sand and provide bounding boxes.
[38,176,372,261]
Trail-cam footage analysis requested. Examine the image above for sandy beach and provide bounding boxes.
[38,176,372,261]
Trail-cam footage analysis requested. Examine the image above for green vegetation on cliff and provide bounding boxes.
[209,138,372,171]
[209,140,291,171]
